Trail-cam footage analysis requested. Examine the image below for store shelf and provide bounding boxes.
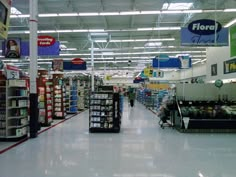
[8,106,28,109]
[8,124,29,129]
[8,96,28,99]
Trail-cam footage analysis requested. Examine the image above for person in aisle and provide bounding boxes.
[128,88,136,107]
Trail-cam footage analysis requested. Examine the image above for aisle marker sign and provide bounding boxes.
[5,65,20,79]
[181,19,228,46]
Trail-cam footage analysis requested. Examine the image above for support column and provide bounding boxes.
[91,41,95,91]
[29,0,39,138]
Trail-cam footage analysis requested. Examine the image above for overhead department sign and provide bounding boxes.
[181,19,228,46]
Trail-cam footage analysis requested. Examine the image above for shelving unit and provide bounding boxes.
[52,74,66,119]
[38,81,53,126]
[77,86,85,110]
[89,92,121,133]
[0,79,29,140]
[67,83,78,114]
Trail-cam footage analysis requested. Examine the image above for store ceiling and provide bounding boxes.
[4,0,236,74]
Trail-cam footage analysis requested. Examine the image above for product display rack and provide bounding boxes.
[67,82,78,114]
[38,81,53,126]
[0,79,29,140]
[52,74,66,119]
[77,86,85,110]
[89,92,121,133]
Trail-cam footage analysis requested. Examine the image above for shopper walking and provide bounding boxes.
[128,89,136,107]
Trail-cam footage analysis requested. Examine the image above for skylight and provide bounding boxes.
[162,3,193,10]
[11,7,22,15]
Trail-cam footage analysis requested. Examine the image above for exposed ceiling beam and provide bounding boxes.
[100,0,109,29]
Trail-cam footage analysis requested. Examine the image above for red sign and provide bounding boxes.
[72,58,85,65]
[38,36,56,47]
[6,64,19,71]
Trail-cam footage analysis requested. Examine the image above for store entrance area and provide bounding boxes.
[0,100,235,177]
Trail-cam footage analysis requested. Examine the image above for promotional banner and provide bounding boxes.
[181,19,228,46]
[52,59,63,72]
[224,58,236,74]
[4,38,21,58]
[2,40,60,56]
[0,0,11,39]
[230,25,236,57]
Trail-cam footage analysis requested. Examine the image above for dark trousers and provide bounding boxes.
[130,100,134,107]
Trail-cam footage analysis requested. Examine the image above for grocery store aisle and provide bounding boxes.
[0,100,236,177]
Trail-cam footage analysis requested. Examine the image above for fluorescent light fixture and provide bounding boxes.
[39,13,58,17]
[89,29,105,32]
[224,9,236,12]
[137,27,180,31]
[38,30,57,33]
[182,10,203,13]
[224,18,236,27]
[162,3,193,10]
[18,14,30,18]
[140,11,160,14]
[56,30,73,33]
[11,7,22,15]
[59,50,205,56]
[145,42,162,47]
[58,13,78,16]
[73,29,88,32]
[162,10,182,14]
[203,9,224,13]
[120,11,140,15]
[100,12,119,16]
[102,52,114,55]
[79,13,99,16]
[94,40,107,42]
[90,32,108,36]
[59,41,68,44]
[61,48,77,51]
[10,15,18,18]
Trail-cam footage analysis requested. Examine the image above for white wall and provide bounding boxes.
[179,63,206,80]
[206,47,236,82]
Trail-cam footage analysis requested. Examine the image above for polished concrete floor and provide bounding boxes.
[0,100,236,177]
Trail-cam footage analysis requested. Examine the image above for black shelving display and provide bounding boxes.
[89,92,121,133]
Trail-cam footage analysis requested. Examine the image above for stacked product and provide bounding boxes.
[0,78,29,140]
[52,74,66,119]
[38,81,53,126]
[89,91,122,133]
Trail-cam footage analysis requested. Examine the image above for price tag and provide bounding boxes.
[6,65,20,79]
[189,102,192,105]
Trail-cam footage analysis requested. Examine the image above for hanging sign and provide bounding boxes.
[143,67,153,77]
[178,55,190,69]
[72,58,85,65]
[52,59,63,72]
[5,65,20,79]
[0,0,11,39]
[63,60,87,70]
[181,19,228,46]
[38,36,56,47]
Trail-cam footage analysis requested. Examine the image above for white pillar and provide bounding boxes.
[29,0,39,138]
[91,41,95,91]
[29,0,38,93]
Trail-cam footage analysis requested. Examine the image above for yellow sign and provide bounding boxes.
[144,67,153,77]
[105,75,112,80]
[0,0,11,39]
